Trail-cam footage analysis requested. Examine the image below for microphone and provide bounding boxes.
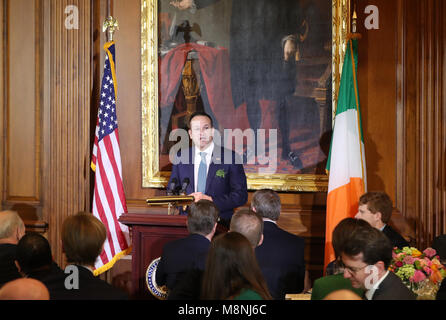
[167,178,178,196]
[180,178,190,195]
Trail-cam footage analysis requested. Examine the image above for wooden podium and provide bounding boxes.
[119,209,189,299]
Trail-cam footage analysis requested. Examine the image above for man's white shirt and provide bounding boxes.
[365,270,390,300]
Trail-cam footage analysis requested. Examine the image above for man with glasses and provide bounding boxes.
[312,218,367,300]
[340,224,415,300]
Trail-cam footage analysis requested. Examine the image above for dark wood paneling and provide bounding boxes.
[396,0,446,248]
[6,0,38,200]
[356,0,397,201]
[1,0,43,223]
[41,0,92,267]
[0,0,4,207]
[278,207,325,282]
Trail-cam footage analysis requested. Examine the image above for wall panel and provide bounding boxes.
[41,0,91,266]
[7,0,37,199]
[396,0,446,248]
[356,0,397,201]
[0,0,43,223]
[0,0,4,204]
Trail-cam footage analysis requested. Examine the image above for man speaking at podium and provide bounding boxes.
[168,112,248,227]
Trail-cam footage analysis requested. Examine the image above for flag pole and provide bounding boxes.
[91,1,131,277]
[348,8,365,190]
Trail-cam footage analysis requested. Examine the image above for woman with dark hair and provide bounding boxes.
[201,232,271,300]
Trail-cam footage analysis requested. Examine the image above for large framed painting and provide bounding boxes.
[141,0,351,191]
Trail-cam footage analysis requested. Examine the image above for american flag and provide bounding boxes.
[91,41,131,275]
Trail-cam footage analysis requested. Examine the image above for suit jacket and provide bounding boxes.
[436,278,446,300]
[168,146,248,221]
[371,271,416,300]
[382,225,409,249]
[0,244,21,287]
[167,268,203,300]
[255,221,305,300]
[41,265,128,300]
[156,233,211,291]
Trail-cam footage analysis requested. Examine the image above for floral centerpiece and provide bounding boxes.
[389,246,446,299]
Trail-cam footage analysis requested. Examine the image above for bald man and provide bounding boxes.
[0,210,25,287]
[229,209,264,248]
[323,289,363,300]
[0,278,49,300]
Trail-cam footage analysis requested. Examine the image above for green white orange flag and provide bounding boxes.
[324,37,366,268]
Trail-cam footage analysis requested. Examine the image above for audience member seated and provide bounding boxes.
[0,278,49,300]
[15,232,66,299]
[312,218,368,300]
[201,232,272,300]
[157,200,219,297]
[437,277,446,300]
[251,189,306,299]
[340,222,415,300]
[356,191,409,249]
[229,208,264,248]
[432,234,446,264]
[434,235,446,300]
[388,208,415,246]
[0,210,25,287]
[168,207,262,300]
[52,212,128,300]
[322,289,362,300]
[325,217,372,275]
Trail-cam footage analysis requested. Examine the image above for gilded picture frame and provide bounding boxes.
[141,0,351,191]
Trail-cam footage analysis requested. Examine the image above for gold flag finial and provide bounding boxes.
[103,16,119,42]
[352,3,358,34]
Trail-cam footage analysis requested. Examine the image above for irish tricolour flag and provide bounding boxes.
[324,37,367,268]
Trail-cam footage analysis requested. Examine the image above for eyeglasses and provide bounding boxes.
[339,260,368,275]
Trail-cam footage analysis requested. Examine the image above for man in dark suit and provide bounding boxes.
[168,207,262,300]
[15,232,69,300]
[437,278,446,300]
[0,210,25,287]
[229,209,264,248]
[356,191,409,249]
[168,111,248,227]
[341,223,415,300]
[156,200,219,294]
[251,189,306,300]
